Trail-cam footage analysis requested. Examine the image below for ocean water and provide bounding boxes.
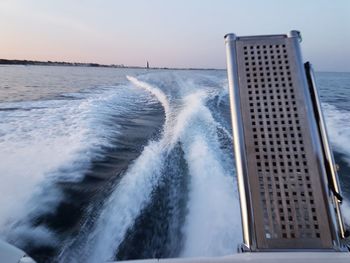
[0,65,349,262]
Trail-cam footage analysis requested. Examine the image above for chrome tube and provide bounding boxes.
[289,30,340,247]
[305,62,346,239]
[224,33,255,250]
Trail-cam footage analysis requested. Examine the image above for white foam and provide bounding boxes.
[77,140,168,263]
[323,103,350,161]
[127,75,170,118]
[7,224,59,249]
[176,90,241,257]
[57,78,172,263]
[181,136,240,257]
[322,103,350,224]
[342,200,350,226]
[0,101,83,230]
[65,75,241,262]
[0,86,140,237]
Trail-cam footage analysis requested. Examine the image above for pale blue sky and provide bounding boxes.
[0,0,349,71]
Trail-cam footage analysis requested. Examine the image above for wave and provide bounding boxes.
[56,77,172,263]
[323,103,350,164]
[126,76,170,119]
[57,73,241,262]
[2,68,349,263]
[0,84,162,254]
[322,103,350,224]
[178,91,241,257]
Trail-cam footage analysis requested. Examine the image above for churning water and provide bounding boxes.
[0,66,349,262]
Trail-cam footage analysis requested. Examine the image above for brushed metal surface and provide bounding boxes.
[225,31,342,251]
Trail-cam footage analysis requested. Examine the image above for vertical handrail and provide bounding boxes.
[225,33,255,251]
[304,62,346,239]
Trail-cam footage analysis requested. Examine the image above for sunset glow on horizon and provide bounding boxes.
[1,0,349,71]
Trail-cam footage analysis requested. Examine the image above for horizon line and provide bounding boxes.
[0,57,224,71]
[0,57,349,74]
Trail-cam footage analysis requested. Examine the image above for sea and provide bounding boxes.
[0,65,349,263]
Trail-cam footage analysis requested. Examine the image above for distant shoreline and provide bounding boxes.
[0,59,222,71]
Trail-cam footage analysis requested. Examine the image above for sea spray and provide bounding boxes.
[74,75,241,262]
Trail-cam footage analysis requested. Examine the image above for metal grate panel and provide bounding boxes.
[225,32,341,251]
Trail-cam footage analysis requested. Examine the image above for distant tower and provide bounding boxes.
[146,61,149,69]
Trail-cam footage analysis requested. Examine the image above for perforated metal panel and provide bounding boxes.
[225,32,341,251]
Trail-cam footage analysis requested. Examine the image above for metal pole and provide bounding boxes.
[225,33,255,251]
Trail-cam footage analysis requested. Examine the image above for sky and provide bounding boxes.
[0,0,349,71]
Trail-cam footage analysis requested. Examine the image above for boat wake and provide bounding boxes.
[57,73,241,263]
[322,103,350,224]
[1,70,349,263]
